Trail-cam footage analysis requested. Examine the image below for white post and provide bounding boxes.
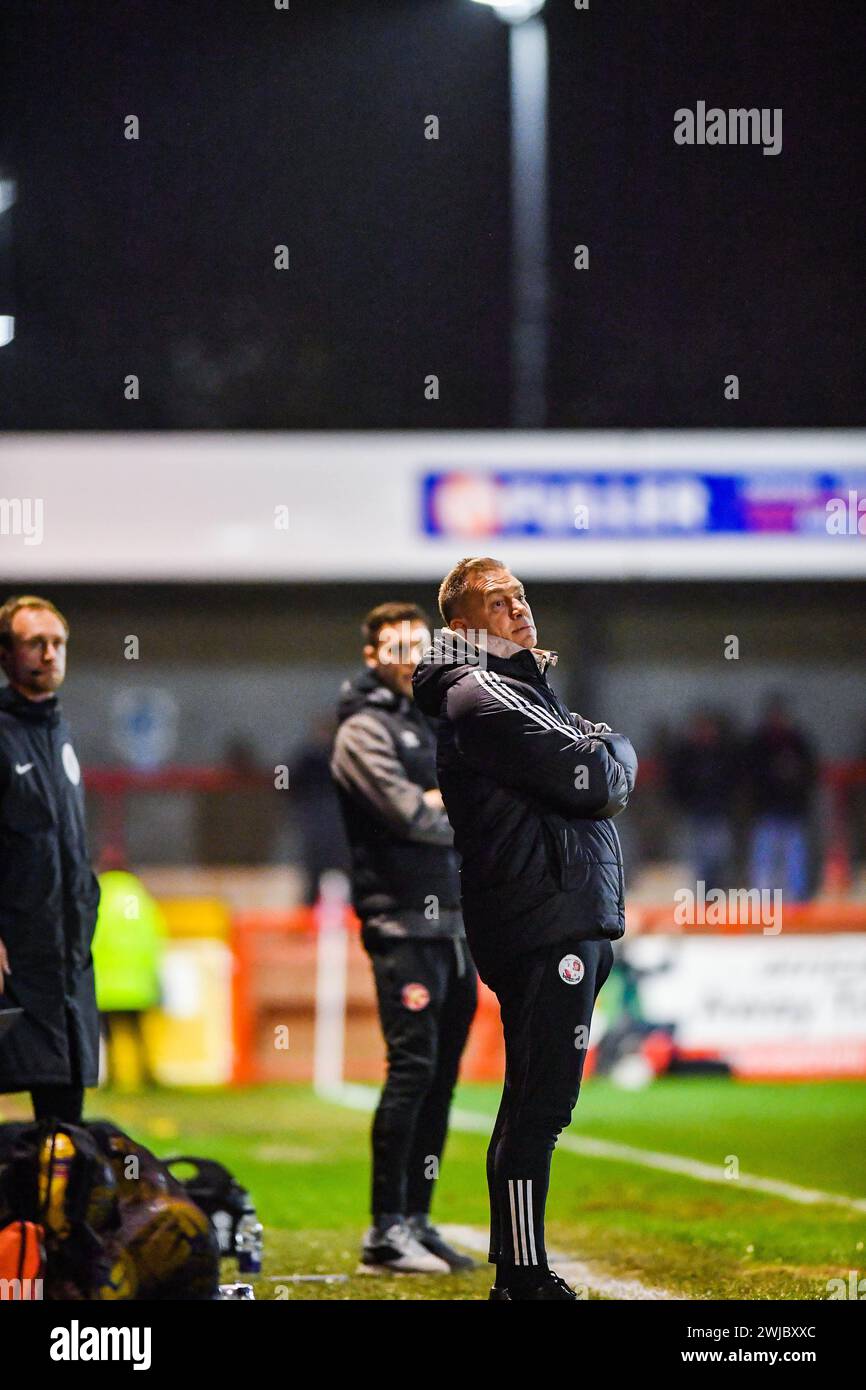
[312,869,350,1098]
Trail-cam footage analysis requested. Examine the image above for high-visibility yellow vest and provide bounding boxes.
[91,871,166,1013]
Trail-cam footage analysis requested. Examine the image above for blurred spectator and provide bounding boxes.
[634,720,675,863]
[745,695,816,901]
[666,710,739,887]
[91,846,166,1091]
[196,735,271,865]
[851,721,866,874]
[288,718,350,906]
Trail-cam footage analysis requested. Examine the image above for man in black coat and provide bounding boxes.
[331,602,477,1276]
[0,594,100,1121]
[413,558,637,1302]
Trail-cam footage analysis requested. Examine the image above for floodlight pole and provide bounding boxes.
[507,14,549,428]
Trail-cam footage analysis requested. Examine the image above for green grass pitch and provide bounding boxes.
[2,1078,864,1300]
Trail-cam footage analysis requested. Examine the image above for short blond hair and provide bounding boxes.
[0,595,70,650]
[437,556,506,625]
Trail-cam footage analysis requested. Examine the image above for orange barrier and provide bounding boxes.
[229,901,866,1085]
[230,910,506,1084]
[231,906,355,1084]
[631,901,866,934]
[461,979,505,1082]
[234,906,319,935]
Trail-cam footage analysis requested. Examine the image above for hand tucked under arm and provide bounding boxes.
[448,673,633,819]
[330,713,454,844]
[571,712,612,736]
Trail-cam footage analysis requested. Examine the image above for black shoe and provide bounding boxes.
[406,1215,476,1272]
[491,1271,578,1301]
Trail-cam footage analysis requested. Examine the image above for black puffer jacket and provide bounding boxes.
[412,631,637,979]
[0,686,101,1090]
[330,668,463,938]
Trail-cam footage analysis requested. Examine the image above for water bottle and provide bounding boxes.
[235,1195,263,1275]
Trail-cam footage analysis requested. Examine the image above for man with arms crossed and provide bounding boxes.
[0,595,101,1122]
[413,559,637,1301]
[331,602,477,1275]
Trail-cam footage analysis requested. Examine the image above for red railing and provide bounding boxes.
[84,759,866,885]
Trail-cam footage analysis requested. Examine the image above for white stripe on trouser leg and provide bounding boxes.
[517,1180,529,1265]
[526,1178,537,1265]
[508,1180,522,1264]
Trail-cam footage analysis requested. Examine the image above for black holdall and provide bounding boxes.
[164,1153,264,1275]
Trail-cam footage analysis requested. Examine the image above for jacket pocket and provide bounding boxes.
[541,812,621,894]
[540,813,589,890]
[540,814,569,889]
[596,818,625,907]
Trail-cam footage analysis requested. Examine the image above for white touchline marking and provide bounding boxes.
[319,1082,866,1215]
[439,1224,684,1301]
[553,1131,866,1215]
[265,1273,349,1283]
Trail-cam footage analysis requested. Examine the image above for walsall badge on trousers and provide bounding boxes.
[401,982,431,1011]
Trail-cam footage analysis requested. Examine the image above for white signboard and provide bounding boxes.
[626,933,866,1078]
[1,430,865,581]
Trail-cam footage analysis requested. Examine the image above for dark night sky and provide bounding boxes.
[0,0,863,429]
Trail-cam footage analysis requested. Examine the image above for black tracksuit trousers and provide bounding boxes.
[366,934,477,1220]
[484,936,614,1275]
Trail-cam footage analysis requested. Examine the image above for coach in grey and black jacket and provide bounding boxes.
[330,666,464,946]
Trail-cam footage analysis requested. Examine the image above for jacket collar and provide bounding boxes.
[445,628,559,678]
[0,683,61,725]
[337,665,411,722]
